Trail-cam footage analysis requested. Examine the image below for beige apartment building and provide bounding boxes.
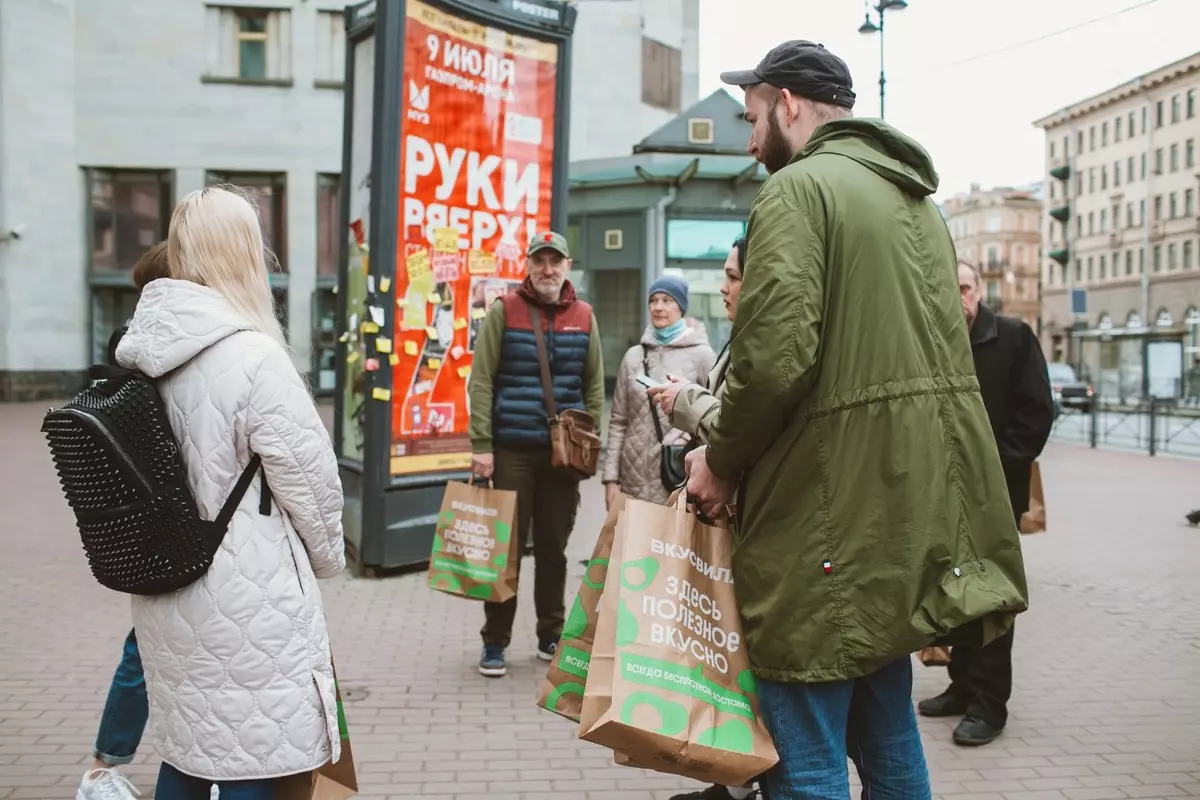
[1035,51,1200,372]
[944,184,1043,332]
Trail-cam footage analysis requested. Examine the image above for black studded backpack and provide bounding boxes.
[42,363,270,595]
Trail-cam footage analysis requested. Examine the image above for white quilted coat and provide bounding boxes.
[115,279,345,781]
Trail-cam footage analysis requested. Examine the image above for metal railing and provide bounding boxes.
[1048,398,1200,458]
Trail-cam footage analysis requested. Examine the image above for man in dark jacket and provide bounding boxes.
[467,231,605,679]
[919,260,1054,746]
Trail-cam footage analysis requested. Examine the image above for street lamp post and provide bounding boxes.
[858,0,908,120]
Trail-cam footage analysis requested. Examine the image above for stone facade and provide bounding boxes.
[944,185,1044,332]
[0,0,699,400]
[1035,51,1200,362]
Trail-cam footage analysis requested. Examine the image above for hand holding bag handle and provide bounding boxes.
[527,302,601,478]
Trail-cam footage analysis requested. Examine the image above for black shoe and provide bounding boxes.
[953,715,1004,746]
[669,786,739,800]
[537,637,558,662]
[918,691,969,718]
[1186,509,1200,526]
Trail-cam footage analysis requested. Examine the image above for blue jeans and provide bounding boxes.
[94,629,148,766]
[157,763,277,799]
[758,658,931,800]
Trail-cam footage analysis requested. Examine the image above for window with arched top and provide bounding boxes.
[1097,313,1114,330]
[1156,308,1174,328]
[1126,311,1143,329]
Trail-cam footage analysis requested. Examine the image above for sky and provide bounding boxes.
[696,0,1200,200]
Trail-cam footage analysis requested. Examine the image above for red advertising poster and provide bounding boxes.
[390,0,557,476]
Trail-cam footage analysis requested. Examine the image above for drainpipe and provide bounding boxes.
[1139,78,1153,329]
[643,186,677,329]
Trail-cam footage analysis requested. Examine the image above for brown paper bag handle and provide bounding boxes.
[468,474,494,489]
[667,488,731,528]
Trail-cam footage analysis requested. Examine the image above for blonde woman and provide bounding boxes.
[114,187,345,799]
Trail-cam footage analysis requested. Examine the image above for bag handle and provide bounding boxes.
[213,454,268,533]
[526,303,559,422]
[642,346,667,445]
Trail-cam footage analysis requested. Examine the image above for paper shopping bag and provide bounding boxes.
[276,664,358,800]
[427,479,519,602]
[916,646,951,667]
[537,493,626,722]
[1019,462,1046,534]
[578,495,778,787]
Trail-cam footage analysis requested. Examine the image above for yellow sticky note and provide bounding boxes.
[379,276,391,293]
[428,292,442,305]
[372,387,391,401]
[457,366,472,378]
[428,358,442,369]
[425,326,439,341]
[468,250,497,275]
[361,321,379,334]
[406,249,431,280]
[411,271,435,297]
[433,227,459,253]
[404,341,418,356]
[470,308,487,320]
[346,350,360,364]
[396,297,408,308]
[453,317,468,331]
[375,337,393,354]
[388,353,400,366]
[338,332,350,343]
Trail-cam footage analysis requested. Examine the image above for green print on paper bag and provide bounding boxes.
[563,594,589,640]
[620,691,689,736]
[429,572,463,592]
[621,556,659,591]
[582,556,609,590]
[618,653,756,720]
[616,598,640,647]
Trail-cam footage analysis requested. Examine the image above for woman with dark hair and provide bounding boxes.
[647,237,767,800]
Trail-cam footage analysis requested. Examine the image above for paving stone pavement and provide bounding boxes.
[2,399,1199,800]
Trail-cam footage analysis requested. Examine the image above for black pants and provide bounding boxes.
[481,449,580,648]
[946,621,1015,728]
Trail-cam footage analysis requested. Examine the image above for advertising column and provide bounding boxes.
[390,0,559,477]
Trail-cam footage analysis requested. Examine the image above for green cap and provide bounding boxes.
[527,230,570,259]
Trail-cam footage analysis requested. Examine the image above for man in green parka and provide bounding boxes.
[684,40,1029,799]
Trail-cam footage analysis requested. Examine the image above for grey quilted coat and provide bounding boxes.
[603,321,715,504]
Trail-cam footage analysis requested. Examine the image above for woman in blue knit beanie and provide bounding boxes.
[601,275,715,508]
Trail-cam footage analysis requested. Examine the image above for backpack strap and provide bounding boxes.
[526,303,559,422]
[213,455,267,533]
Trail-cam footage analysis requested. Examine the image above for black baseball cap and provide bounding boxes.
[720,40,856,110]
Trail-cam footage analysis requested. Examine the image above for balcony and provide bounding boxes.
[1109,231,1122,247]
[1150,222,1165,241]
[1048,247,1070,266]
[1049,157,1070,182]
[1049,204,1070,223]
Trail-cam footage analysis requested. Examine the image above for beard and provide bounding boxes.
[760,110,794,174]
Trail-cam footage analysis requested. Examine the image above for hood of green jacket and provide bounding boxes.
[796,118,939,197]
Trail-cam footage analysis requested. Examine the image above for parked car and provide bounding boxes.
[1048,362,1095,413]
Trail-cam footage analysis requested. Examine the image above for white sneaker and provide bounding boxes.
[76,767,140,800]
[211,785,220,799]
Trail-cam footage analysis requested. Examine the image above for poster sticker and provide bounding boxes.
[404,341,419,356]
[432,252,461,282]
[379,276,392,293]
[376,337,393,354]
[406,249,432,282]
[433,227,460,253]
[372,387,392,401]
[468,250,497,275]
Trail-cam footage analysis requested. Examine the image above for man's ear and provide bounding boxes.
[779,88,802,125]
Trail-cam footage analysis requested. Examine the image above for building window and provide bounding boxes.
[1088,168,1095,193]
[986,214,1001,233]
[1128,155,1136,182]
[1076,214,1083,237]
[1170,192,1178,219]
[315,10,346,86]
[1115,116,1123,142]
[1189,89,1197,120]
[986,245,1000,267]
[87,169,172,273]
[1049,140,1056,159]
[1169,242,1178,270]
[642,37,682,113]
[1140,198,1146,225]
[1185,240,1194,269]
[1141,152,1147,179]
[1130,111,1137,136]
[1142,106,1149,133]
[1188,139,1195,169]
[1156,100,1164,128]
[1075,173,1083,196]
[1089,126,1095,151]
[206,172,288,270]
[665,218,746,260]
[1099,254,1107,280]
[1125,249,1133,275]
[1171,144,1179,172]
[1088,211,1095,235]
[1101,165,1108,190]
[1086,256,1094,281]
[1154,244,1162,272]
[1154,195,1163,221]
[1074,259,1082,283]
[1114,160,1121,187]
[1077,131,1084,154]
[1100,208,1107,232]
[1139,247,1145,274]
[316,174,341,277]
[1127,202,1134,228]
[1187,189,1195,217]
[1101,121,1108,146]
[1155,148,1164,174]
[204,7,292,83]
[1172,94,1181,124]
